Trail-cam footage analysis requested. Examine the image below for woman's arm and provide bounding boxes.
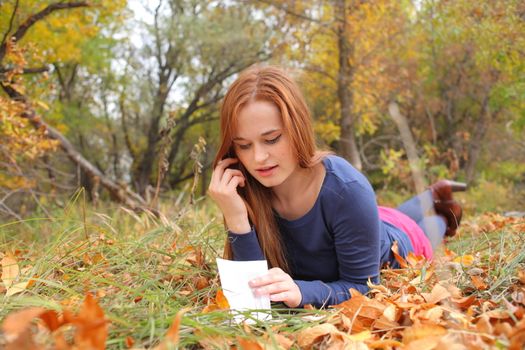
[296,181,381,307]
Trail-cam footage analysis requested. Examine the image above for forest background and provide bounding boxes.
[1,0,525,349]
[2,0,524,217]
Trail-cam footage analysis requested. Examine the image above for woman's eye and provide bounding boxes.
[238,144,251,150]
[266,135,281,144]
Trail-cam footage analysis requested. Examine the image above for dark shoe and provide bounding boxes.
[429,180,467,237]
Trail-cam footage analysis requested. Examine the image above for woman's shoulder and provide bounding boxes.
[322,155,370,186]
[319,155,378,219]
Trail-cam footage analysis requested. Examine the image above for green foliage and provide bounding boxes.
[465,180,522,213]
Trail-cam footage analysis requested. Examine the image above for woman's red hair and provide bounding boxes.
[214,65,327,271]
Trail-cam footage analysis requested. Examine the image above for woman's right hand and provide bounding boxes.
[208,158,251,234]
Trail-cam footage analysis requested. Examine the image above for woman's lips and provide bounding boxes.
[256,165,278,177]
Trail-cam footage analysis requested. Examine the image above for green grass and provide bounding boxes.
[1,190,524,349]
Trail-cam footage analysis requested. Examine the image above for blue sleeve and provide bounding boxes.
[228,229,265,261]
[295,181,381,307]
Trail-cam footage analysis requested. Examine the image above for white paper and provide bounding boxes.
[216,258,272,322]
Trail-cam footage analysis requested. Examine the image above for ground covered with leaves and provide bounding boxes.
[1,198,525,349]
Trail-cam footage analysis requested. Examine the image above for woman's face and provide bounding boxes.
[232,100,299,188]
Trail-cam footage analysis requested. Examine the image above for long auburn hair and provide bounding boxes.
[213,65,327,272]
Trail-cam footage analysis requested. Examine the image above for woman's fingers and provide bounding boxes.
[249,268,302,307]
[249,268,285,287]
[209,162,244,195]
[220,168,244,186]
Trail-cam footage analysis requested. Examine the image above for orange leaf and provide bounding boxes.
[39,310,63,331]
[1,307,45,340]
[237,336,264,350]
[451,295,478,310]
[270,334,294,349]
[216,289,230,309]
[421,284,451,304]
[166,308,188,342]
[471,276,488,291]
[402,324,447,344]
[391,241,408,268]
[70,293,108,350]
[125,336,135,348]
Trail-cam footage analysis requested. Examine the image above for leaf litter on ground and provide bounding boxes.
[1,209,524,349]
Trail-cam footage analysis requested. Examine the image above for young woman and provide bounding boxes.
[208,65,465,308]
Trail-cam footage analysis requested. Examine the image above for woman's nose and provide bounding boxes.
[254,145,269,163]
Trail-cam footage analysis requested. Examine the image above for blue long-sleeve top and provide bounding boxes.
[228,155,413,308]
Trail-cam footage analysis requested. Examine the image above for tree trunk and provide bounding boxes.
[335,0,362,170]
[388,102,426,193]
[133,77,170,196]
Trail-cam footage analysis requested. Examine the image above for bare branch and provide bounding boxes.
[1,0,19,50]
[0,65,50,74]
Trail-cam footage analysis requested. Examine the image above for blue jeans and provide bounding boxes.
[396,190,447,252]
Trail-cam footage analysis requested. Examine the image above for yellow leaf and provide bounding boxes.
[1,254,19,289]
[348,330,373,341]
[6,281,30,297]
[453,255,474,266]
[35,100,49,111]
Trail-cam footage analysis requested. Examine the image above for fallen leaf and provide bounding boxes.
[194,276,210,290]
[391,241,408,268]
[476,314,493,334]
[1,307,45,341]
[6,280,31,296]
[402,323,447,344]
[216,289,230,309]
[68,293,108,350]
[1,254,19,289]
[451,295,478,310]
[237,336,264,350]
[269,333,294,349]
[348,330,373,342]
[157,307,189,349]
[296,323,341,349]
[453,255,474,266]
[471,275,488,290]
[39,310,63,331]
[421,284,451,304]
[368,339,403,348]
[125,336,135,348]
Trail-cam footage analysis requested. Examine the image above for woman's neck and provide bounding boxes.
[271,162,326,220]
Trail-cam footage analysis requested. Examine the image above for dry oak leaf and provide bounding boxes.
[333,288,386,331]
[236,336,265,350]
[421,283,452,305]
[402,323,447,345]
[63,292,108,350]
[296,323,367,350]
[471,275,488,291]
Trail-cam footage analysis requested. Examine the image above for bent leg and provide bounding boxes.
[396,190,435,223]
[417,216,447,252]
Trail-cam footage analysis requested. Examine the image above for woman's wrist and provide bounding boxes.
[225,216,251,234]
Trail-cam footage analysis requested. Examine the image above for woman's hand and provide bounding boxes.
[249,268,302,308]
[208,158,251,233]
